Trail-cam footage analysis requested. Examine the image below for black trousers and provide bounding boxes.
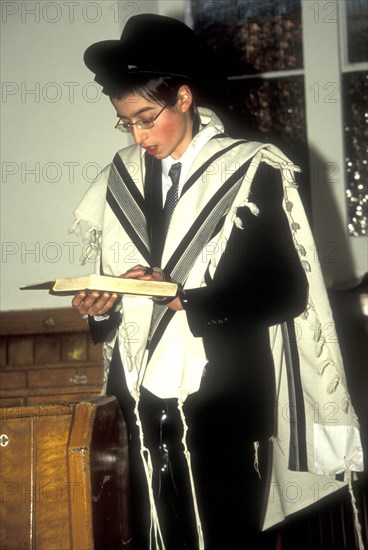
[106,344,276,549]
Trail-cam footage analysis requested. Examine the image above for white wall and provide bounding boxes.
[1,0,160,311]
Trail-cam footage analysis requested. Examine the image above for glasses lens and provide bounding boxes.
[115,121,130,133]
[115,110,163,132]
[137,119,154,130]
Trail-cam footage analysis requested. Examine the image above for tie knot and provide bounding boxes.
[168,162,182,186]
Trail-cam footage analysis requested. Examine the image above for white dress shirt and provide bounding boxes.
[161,115,221,205]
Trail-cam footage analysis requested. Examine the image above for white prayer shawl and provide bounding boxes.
[71,108,364,546]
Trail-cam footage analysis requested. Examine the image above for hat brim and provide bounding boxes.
[84,38,198,91]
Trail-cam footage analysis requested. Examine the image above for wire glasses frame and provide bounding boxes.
[115,104,167,133]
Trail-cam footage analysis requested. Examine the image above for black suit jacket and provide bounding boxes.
[182,163,308,437]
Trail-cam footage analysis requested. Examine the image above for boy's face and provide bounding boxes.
[111,85,194,160]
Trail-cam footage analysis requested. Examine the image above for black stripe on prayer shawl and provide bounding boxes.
[113,153,146,212]
[281,321,308,472]
[210,132,230,140]
[144,154,166,266]
[166,157,253,276]
[181,140,247,198]
[109,160,149,246]
[106,188,151,264]
[107,154,151,262]
[147,157,253,360]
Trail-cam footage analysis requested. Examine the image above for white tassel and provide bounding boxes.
[327,375,340,394]
[243,201,260,216]
[341,396,350,414]
[315,338,325,357]
[296,243,307,257]
[133,397,166,550]
[313,321,322,343]
[68,217,82,236]
[234,216,244,229]
[69,219,102,264]
[301,260,312,272]
[318,359,333,375]
[232,202,260,229]
[344,460,365,550]
[80,227,102,264]
[177,400,205,550]
[253,441,261,480]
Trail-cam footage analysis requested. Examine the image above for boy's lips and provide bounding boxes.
[145,145,159,156]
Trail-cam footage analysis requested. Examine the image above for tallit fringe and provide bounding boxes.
[120,320,164,549]
[208,151,264,277]
[242,200,260,217]
[133,394,166,550]
[68,217,82,237]
[303,295,353,410]
[262,150,301,180]
[276,153,353,416]
[234,201,260,229]
[344,460,365,550]
[69,216,102,265]
[101,336,117,394]
[253,441,261,480]
[177,400,205,550]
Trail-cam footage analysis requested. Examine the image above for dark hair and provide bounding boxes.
[108,74,197,117]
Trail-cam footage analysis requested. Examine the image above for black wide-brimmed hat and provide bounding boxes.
[84,14,209,93]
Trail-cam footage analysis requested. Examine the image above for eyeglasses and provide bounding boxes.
[115,104,167,133]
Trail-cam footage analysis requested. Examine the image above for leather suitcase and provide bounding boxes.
[0,396,131,549]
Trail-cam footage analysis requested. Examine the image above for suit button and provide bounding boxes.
[208,318,228,326]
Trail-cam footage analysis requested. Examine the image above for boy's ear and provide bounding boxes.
[177,85,193,113]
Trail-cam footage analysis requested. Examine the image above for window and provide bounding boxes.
[341,0,367,236]
[188,0,310,208]
[185,0,367,281]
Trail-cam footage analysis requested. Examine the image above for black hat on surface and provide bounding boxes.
[84,14,206,92]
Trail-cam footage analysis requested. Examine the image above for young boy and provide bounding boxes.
[72,14,363,550]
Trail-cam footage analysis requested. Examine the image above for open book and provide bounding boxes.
[20,274,178,298]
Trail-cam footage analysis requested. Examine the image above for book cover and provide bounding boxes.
[20,274,178,298]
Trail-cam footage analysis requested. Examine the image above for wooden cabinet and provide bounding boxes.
[0,309,105,406]
[0,396,131,549]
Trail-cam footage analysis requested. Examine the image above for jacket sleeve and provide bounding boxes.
[183,162,308,336]
[88,311,122,344]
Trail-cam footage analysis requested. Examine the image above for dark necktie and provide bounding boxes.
[164,162,182,232]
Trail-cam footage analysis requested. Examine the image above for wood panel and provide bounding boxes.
[0,371,26,390]
[8,337,34,366]
[0,398,131,549]
[34,334,61,364]
[0,417,33,549]
[0,339,7,366]
[0,308,104,406]
[34,414,72,549]
[0,309,90,336]
[61,333,87,362]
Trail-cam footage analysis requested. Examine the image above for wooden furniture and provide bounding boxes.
[0,396,132,549]
[0,309,104,406]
